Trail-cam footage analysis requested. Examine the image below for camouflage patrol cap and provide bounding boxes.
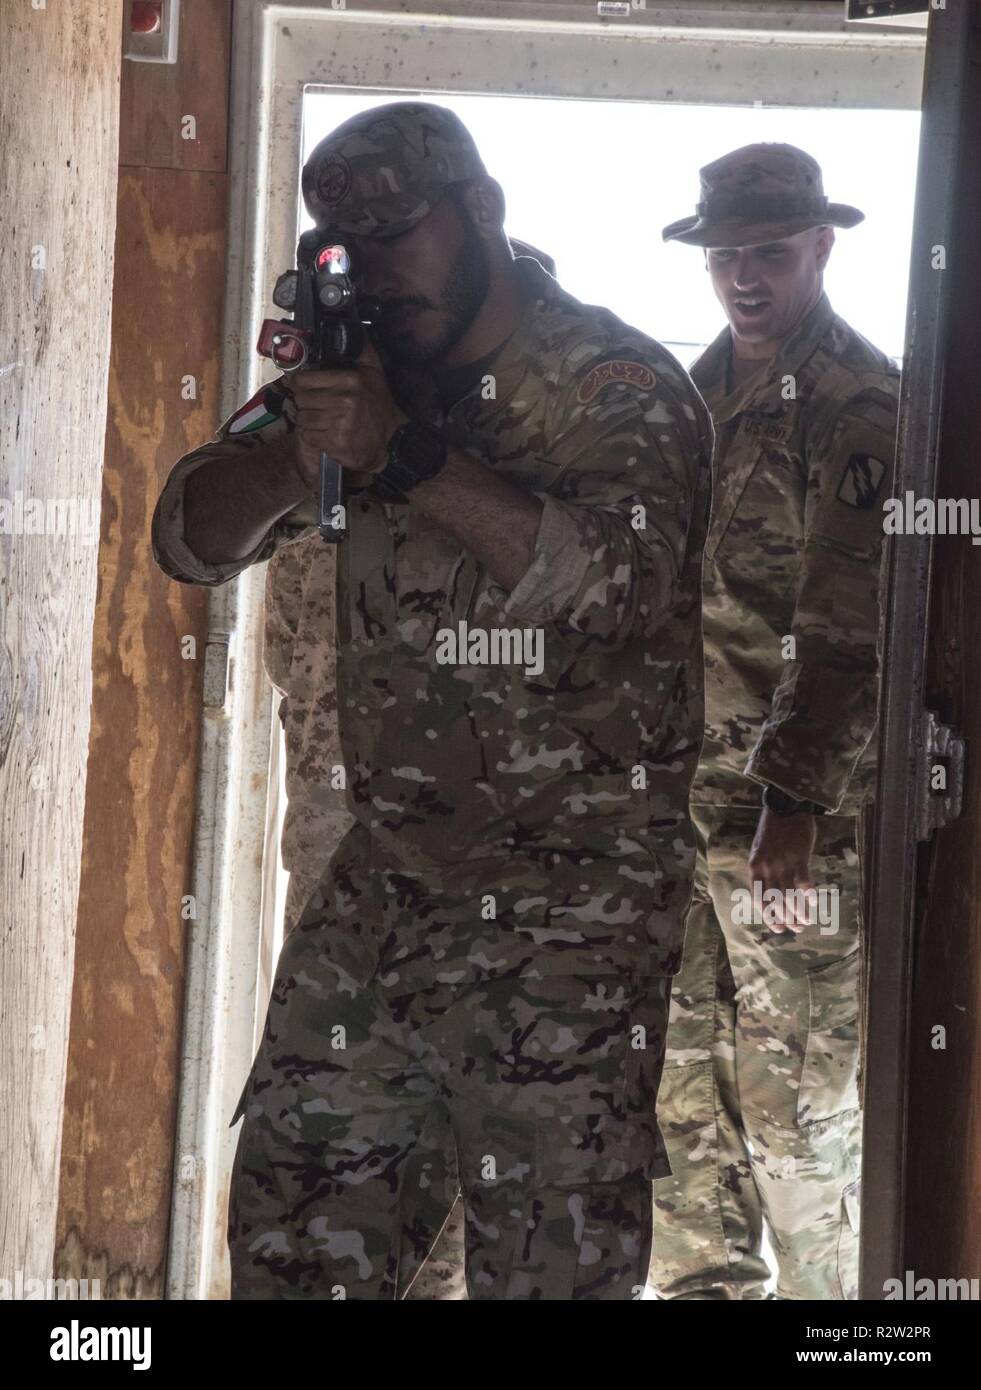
[662,143,864,248]
[301,101,488,238]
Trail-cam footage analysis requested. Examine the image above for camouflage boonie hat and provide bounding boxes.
[301,101,488,237]
[662,143,864,248]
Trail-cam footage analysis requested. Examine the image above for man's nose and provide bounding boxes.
[731,255,761,290]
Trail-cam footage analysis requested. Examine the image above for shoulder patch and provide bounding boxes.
[836,452,886,509]
[576,359,656,405]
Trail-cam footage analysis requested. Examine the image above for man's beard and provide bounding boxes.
[373,227,491,365]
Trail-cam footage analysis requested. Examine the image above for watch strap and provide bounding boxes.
[762,784,827,816]
[375,420,447,497]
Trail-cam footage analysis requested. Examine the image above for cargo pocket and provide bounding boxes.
[797,951,861,1125]
[836,1178,861,1300]
[623,974,671,1119]
[455,1095,653,1300]
[649,1060,729,1279]
[532,1107,665,1299]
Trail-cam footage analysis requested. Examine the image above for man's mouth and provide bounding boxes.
[730,296,771,319]
[377,301,427,324]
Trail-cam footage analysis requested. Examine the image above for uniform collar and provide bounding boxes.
[691,291,836,424]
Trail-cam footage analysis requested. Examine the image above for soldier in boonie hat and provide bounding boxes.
[661,142,864,248]
[302,100,489,238]
[650,140,897,1306]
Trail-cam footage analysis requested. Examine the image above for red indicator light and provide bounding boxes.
[131,2,162,34]
[316,245,350,274]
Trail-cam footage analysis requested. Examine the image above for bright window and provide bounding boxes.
[303,91,919,364]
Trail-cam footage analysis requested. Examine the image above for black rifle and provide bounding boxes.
[257,229,375,543]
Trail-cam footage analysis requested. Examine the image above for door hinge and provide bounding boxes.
[202,631,231,713]
[916,709,965,841]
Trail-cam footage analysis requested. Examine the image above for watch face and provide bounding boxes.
[764,785,823,816]
[393,422,446,478]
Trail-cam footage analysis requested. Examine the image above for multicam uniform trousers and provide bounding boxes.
[649,804,864,1300]
[228,905,674,1301]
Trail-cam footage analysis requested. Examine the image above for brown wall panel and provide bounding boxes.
[905,16,981,1282]
[119,0,232,171]
[56,164,228,1298]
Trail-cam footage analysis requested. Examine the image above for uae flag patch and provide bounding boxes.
[225,385,282,436]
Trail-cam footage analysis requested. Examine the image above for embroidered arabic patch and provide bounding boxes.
[576,359,656,405]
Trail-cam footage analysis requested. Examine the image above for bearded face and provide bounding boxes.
[350,189,492,366]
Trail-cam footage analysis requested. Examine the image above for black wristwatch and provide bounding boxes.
[762,784,827,817]
[373,420,448,501]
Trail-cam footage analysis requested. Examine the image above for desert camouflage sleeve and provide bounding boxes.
[489,351,713,654]
[150,379,317,587]
[262,540,308,701]
[744,381,899,811]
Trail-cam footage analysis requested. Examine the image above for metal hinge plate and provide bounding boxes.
[202,632,231,713]
[916,709,965,841]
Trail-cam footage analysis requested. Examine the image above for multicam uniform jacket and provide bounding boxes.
[689,292,899,814]
[152,257,713,993]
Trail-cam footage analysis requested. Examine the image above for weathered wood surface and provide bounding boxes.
[54,163,227,1298]
[0,0,124,1284]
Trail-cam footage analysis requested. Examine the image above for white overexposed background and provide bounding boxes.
[304,90,921,365]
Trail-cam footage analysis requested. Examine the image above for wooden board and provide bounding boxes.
[119,0,232,171]
[54,166,227,1299]
[0,0,123,1285]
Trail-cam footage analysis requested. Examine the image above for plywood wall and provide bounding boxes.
[904,9,981,1286]
[0,0,123,1286]
[55,0,233,1299]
